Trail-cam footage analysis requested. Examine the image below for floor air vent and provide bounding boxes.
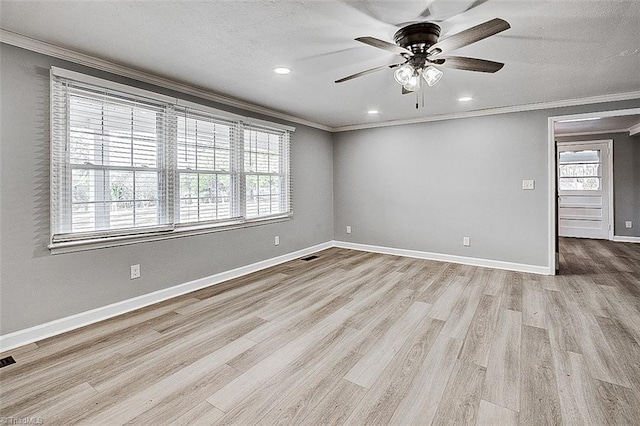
[0,356,16,368]
[301,255,319,261]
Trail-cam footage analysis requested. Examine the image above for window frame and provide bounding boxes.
[49,67,294,254]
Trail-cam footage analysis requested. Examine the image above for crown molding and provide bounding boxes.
[333,91,640,132]
[628,122,640,136]
[3,29,640,134]
[0,29,332,132]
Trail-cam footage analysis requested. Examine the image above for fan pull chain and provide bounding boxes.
[415,91,419,109]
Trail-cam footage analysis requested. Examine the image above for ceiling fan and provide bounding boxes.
[335,18,510,94]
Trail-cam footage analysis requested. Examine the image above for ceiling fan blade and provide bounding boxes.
[418,3,436,18]
[355,36,413,57]
[435,56,505,73]
[419,0,489,22]
[460,0,491,15]
[335,63,402,83]
[427,18,510,55]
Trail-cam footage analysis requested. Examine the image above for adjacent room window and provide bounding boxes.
[50,68,292,249]
[558,149,601,191]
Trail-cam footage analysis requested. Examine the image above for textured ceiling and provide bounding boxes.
[1,0,640,129]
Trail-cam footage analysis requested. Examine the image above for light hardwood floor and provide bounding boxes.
[1,238,640,425]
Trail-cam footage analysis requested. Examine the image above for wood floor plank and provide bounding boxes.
[592,378,640,424]
[291,379,366,426]
[440,278,486,339]
[501,271,523,312]
[544,287,582,353]
[519,325,562,425]
[431,360,486,425]
[206,308,353,412]
[388,334,464,425]
[125,365,239,425]
[482,308,521,412]
[598,284,640,346]
[553,349,604,425]
[595,316,640,391]
[458,294,501,368]
[477,399,518,425]
[569,302,632,387]
[343,316,445,425]
[427,276,469,321]
[84,337,256,425]
[522,280,548,329]
[483,269,507,296]
[172,401,225,425]
[214,326,360,426]
[344,301,431,388]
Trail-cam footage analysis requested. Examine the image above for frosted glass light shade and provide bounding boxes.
[393,64,414,85]
[403,72,421,92]
[423,66,443,87]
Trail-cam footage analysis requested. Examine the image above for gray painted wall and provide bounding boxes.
[333,101,640,267]
[0,45,334,334]
[557,131,640,238]
[2,41,639,336]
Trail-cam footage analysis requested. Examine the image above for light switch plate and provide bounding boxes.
[522,179,535,190]
[626,221,633,228]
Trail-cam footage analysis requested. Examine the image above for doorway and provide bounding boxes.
[547,107,640,274]
[557,140,613,240]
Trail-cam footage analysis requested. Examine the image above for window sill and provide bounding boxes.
[48,214,292,255]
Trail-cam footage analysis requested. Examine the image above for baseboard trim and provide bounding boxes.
[1,239,553,351]
[613,235,640,243]
[333,241,551,275]
[0,241,333,352]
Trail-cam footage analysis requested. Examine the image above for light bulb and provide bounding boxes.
[403,71,421,92]
[394,64,414,85]
[422,66,443,87]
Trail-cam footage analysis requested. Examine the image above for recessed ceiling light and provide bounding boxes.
[367,110,379,115]
[458,96,473,102]
[273,67,291,75]
[557,117,601,123]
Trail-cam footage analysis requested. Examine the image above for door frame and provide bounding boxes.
[556,139,613,240]
[547,107,640,274]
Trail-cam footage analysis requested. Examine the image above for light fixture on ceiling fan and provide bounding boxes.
[335,18,510,102]
[393,63,443,92]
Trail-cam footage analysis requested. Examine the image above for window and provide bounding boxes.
[558,149,601,191]
[243,124,290,219]
[50,68,292,250]
[176,111,236,224]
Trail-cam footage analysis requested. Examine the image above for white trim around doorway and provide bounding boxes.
[548,107,640,274]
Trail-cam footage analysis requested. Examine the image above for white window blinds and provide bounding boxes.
[176,109,239,224]
[242,124,291,219]
[50,67,293,248]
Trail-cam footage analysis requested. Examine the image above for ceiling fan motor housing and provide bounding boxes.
[393,22,441,54]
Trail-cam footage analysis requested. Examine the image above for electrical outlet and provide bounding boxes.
[274,236,280,246]
[626,221,633,228]
[130,264,141,280]
[346,226,352,234]
[463,236,470,247]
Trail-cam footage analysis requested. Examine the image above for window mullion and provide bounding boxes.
[235,122,245,219]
